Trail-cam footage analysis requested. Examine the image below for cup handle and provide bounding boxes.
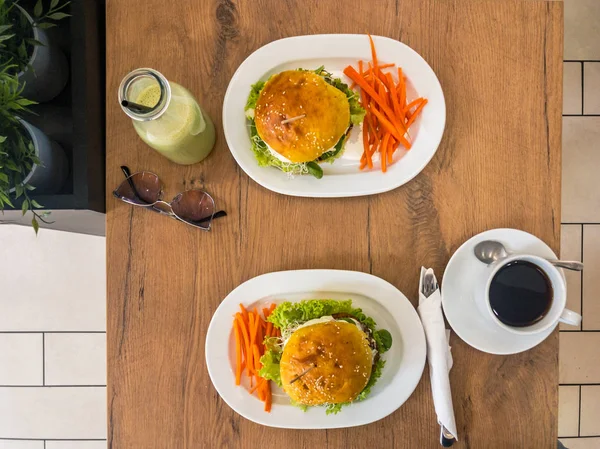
[559,308,582,327]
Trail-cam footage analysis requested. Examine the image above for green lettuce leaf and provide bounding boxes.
[244,80,265,116]
[258,337,283,386]
[267,299,391,354]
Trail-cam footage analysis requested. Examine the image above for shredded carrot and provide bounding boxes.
[406,99,428,128]
[252,344,262,372]
[233,320,242,386]
[235,313,251,376]
[231,305,281,413]
[368,34,378,71]
[264,383,272,412]
[343,66,410,148]
[344,36,427,172]
[380,133,390,173]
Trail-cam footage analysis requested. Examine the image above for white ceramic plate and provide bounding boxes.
[205,269,426,429]
[441,229,561,355]
[222,34,446,197]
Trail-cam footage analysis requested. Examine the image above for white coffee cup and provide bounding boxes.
[477,254,582,335]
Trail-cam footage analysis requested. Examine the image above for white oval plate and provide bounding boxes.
[441,229,561,355]
[205,269,426,429]
[222,34,446,197]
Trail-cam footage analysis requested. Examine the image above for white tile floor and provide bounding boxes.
[558,2,600,448]
[0,225,106,448]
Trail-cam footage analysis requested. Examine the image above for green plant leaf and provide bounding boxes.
[16,98,37,107]
[0,24,13,34]
[30,199,42,208]
[32,217,39,234]
[36,22,56,29]
[34,0,44,18]
[0,33,15,43]
[25,184,35,190]
[0,136,6,143]
[14,184,23,199]
[0,191,13,207]
[51,0,60,8]
[0,173,7,183]
[25,38,45,47]
[46,12,70,20]
[21,198,29,215]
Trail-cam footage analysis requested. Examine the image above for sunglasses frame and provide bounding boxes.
[113,166,226,231]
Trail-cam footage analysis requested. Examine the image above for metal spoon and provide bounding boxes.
[474,240,584,271]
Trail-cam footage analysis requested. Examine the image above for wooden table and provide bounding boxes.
[106,1,563,447]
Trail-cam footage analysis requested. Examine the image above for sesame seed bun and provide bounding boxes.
[280,320,373,406]
[254,70,350,163]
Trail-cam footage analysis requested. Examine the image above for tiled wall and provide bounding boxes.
[0,225,106,448]
[559,1,600,448]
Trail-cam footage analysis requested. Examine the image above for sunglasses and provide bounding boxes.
[113,166,226,231]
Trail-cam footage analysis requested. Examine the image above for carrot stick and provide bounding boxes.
[251,313,261,346]
[404,98,424,115]
[343,66,410,148]
[249,376,265,394]
[264,382,272,412]
[235,313,252,375]
[252,344,262,372]
[239,304,248,320]
[406,99,428,128]
[369,106,404,144]
[262,307,270,318]
[397,68,406,110]
[257,380,266,401]
[266,322,273,338]
[368,34,378,70]
[386,73,402,119]
[387,137,394,164]
[380,133,390,173]
[358,60,364,75]
[233,320,242,386]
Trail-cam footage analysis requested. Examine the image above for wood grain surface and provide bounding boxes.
[106,1,563,447]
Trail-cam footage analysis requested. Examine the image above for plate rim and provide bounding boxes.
[441,228,558,355]
[205,269,426,429]
[222,33,446,198]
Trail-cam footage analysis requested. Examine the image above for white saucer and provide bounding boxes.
[441,228,560,355]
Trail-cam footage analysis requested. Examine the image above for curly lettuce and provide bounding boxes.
[244,68,365,179]
[258,337,282,386]
[262,299,392,415]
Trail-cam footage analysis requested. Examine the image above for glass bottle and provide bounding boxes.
[118,68,215,165]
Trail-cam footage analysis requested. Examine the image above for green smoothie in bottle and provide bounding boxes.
[119,69,215,165]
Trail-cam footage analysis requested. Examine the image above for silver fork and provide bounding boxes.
[421,272,454,447]
[422,272,438,298]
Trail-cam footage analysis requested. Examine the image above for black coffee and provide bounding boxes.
[488,260,553,327]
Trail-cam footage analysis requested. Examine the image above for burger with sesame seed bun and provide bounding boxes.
[245,68,365,179]
[258,299,392,414]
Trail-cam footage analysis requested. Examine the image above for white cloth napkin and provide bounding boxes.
[417,267,458,441]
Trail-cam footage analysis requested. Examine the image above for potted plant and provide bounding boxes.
[0,64,68,232]
[0,0,70,102]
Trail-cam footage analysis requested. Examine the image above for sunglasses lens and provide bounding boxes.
[171,190,215,228]
[115,172,161,205]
